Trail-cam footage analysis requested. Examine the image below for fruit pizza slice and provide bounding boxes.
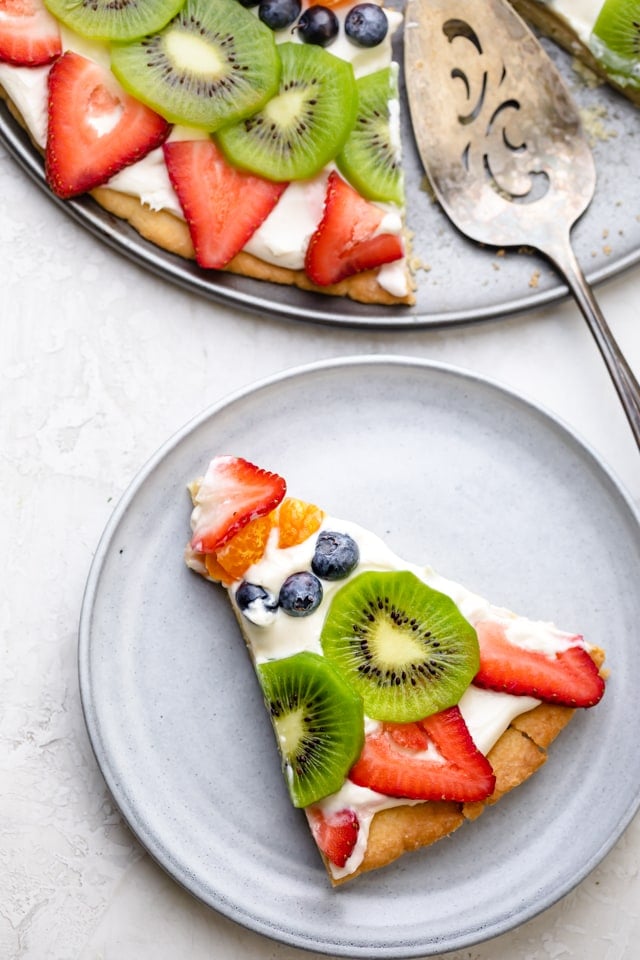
[184,455,606,883]
[0,0,413,305]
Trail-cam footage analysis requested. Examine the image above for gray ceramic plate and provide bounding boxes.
[79,356,640,957]
[1,18,639,327]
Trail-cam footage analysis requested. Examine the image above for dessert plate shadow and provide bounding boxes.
[79,356,640,958]
[1,24,639,327]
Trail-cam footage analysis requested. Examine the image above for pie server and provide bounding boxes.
[404,0,640,449]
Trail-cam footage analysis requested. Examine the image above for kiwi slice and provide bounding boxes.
[258,651,364,808]
[44,0,184,41]
[110,0,281,129]
[216,41,358,181]
[591,0,640,87]
[336,67,403,205]
[320,570,479,723]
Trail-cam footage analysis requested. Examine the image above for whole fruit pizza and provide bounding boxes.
[0,0,638,306]
[185,455,606,882]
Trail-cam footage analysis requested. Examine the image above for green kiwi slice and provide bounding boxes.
[591,0,640,87]
[44,0,184,41]
[215,42,358,181]
[320,570,479,723]
[336,67,403,205]
[110,0,281,130]
[258,651,364,808]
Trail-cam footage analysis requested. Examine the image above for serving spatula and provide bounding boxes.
[404,0,640,448]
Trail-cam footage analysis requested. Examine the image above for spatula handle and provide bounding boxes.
[547,241,640,451]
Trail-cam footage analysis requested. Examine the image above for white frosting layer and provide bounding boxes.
[0,8,409,297]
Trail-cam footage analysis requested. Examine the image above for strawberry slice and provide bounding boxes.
[45,51,170,199]
[163,139,288,270]
[349,706,495,803]
[0,0,61,66]
[304,170,404,286]
[307,807,360,868]
[190,456,286,554]
[474,620,605,707]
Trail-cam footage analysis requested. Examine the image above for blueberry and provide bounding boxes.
[296,5,339,46]
[279,571,323,617]
[311,531,360,581]
[259,0,302,30]
[344,3,388,46]
[236,0,259,6]
[236,581,279,625]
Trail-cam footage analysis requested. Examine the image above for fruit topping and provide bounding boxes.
[214,512,274,580]
[349,706,496,802]
[307,806,360,867]
[344,2,388,47]
[305,170,404,285]
[311,530,359,580]
[0,0,61,66]
[296,4,339,47]
[43,0,184,42]
[473,620,605,708]
[279,571,323,617]
[591,0,640,87]
[258,651,364,807]
[190,455,286,554]
[337,66,403,205]
[204,552,234,584]
[110,0,281,129]
[235,580,279,625]
[320,570,479,723]
[163,139,288,270]
[258,0,301,30]
[45,51,170,199]
[277,497,325,549]
[216,41,357,181]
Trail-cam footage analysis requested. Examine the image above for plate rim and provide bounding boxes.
[78,355,640,957]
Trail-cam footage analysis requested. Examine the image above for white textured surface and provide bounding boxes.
[2,141,639,960]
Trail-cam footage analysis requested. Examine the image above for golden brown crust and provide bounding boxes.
[333,801,465,885]
[510,0,640,106]
[90,184,415,306]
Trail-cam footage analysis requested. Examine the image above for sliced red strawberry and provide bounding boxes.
[307,807,360,868]
[163,139,288,270]
[45,51,170,199]
[190,456,286,554]
[0,0,61,66]
[304,170,404,286]
[349,706,495,803]
[474,620,605,707]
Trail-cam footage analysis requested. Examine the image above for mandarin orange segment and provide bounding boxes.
[215,513,274,580]
[204,552,232,583]
[277,497,325,548]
